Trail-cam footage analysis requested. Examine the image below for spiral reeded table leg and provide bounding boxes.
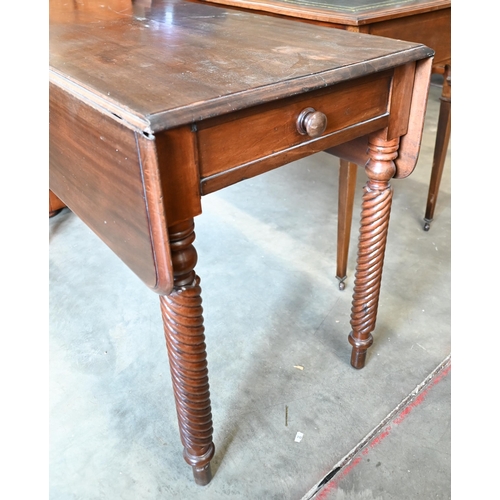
[348,136,398,369]
[160,220,215,485]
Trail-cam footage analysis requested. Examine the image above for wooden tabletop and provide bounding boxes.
[50,0,431,134]
[200,0,451,25]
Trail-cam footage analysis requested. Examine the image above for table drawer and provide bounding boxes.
[197,71,391,181]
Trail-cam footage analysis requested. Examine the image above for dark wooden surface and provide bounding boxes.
[50,0,432,293]
[50,0,434,485]
[200,0,450,279]
[50,0,433,132]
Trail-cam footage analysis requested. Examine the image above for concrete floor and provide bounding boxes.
[49,80,451,499]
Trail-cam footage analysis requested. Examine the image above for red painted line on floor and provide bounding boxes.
[314,364,451,500]
[393,364,450,425]
[367,426,392,450]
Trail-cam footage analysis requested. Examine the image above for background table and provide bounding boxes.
[49,0,433,485]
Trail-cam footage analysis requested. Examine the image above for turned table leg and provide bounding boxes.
[159,219,215,486]
[348,136,398,369]
[336,159,357,291]
[424,65,451,231]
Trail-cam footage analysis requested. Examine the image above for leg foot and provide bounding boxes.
[192,462,213,486]
[423,218,432,231]
[336,276,347,291]
[348,333,373,369]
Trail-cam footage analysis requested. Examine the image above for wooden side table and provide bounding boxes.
[201,0,451,287]
[49,0,433,485]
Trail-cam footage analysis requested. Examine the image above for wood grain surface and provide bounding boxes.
[50,0,432,133]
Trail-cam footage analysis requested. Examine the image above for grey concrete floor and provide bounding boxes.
[49,80,451,499]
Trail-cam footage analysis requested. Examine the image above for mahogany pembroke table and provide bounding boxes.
[49,0,433,485]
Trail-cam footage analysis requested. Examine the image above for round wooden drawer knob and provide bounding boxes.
[296,107,328,138]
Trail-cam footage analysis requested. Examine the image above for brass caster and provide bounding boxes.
[336,276,347,291]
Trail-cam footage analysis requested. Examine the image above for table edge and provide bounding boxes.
[50,44,433,134]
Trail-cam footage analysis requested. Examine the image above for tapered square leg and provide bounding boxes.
[424,65,451,231]
[336,159,358,290]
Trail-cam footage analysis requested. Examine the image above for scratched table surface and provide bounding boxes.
[49,0,429,134]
